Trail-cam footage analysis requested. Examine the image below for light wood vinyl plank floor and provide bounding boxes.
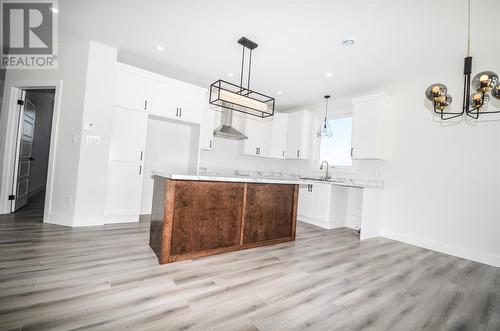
[0,212,499,331]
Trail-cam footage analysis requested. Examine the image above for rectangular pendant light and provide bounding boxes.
[210,79,275,118]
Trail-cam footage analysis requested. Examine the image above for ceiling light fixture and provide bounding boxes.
[342,39,355,47]
[156,45,164,52]
[424,0,499,120]
[277,91,283,95]
[317,95,333,138]
[209,37,275,118]
[227,72,234,77]
[49,7,58,13]
[325,72,333,78]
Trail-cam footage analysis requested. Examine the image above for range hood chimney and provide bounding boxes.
[213,107,248,140]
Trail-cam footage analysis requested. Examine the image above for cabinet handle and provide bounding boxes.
[139,165,142,175]
[209,140,212,149]
[140,151,143,161]
[351,147,354,157]
[297,149,300,158]
[176,108,179,117]
[179,108,182,117]
[144,100,147,110]
[282,150,285,158]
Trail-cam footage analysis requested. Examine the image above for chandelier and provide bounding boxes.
[424,0,500,120]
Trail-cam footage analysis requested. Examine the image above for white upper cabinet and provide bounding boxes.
[115,67,152,111]
[150,78,205,124]
[269,112,288,159]
[150,78,180,120]
[351,92,391,159]
[199,104,218,151]
[242,116,272,157]
[286,111,312,159]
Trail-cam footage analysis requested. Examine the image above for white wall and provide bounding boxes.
[72,42,118,226]
[140,118,194,214]
[25,90,55,196]
[0,41,117,227]
[0,41,90,223]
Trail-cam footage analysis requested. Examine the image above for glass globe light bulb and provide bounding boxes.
[472,71,499,92]
[435,94,452,110]
[469,93,489,110]
[425,83,447,101]
[491,83,500,100]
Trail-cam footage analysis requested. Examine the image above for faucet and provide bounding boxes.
[320,161,331,181]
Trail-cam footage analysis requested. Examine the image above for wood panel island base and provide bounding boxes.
[149,175,299,264]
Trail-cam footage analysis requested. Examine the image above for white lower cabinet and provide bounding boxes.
[298,182,332,227]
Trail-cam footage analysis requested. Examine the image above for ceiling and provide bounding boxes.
[59,0,500,110]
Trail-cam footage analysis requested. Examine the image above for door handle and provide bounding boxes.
[139,165,142,175]
[29,157,35,161]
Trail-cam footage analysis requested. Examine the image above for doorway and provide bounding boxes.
[11,89,55,215]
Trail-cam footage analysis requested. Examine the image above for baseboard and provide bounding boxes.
[45,213,73,227]
[297,216,334,229]
[104,215,139,224]
[380,228,500,268]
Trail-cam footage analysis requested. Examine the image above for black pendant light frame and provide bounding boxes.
[209,37,275,118]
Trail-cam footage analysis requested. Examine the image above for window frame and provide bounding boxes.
[317,112,354,171]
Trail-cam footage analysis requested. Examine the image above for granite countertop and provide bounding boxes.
[152,171,384,189]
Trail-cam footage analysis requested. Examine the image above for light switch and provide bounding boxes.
[85,135,100,144]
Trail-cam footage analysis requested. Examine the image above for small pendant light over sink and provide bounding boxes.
[317,95,333,138]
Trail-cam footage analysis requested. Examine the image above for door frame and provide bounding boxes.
[0,79,62,222]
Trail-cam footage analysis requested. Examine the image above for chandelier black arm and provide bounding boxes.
[433,101,463,120]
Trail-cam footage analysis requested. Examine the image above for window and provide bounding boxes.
[319,115,353,167]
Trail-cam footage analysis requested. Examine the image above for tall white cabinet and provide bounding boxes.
[105,64,149,223]
[286,111,312,159]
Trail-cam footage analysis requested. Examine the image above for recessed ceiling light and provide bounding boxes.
[227,72,234,77]
[325,72,333,78]
[342,39,355,47]
[50,7,59,13]
[277,91,283,95]
[156,45,164,52]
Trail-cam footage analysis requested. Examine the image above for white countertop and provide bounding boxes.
[152,171,384,189]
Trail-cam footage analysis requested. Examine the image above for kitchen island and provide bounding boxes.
[149,172,301,264]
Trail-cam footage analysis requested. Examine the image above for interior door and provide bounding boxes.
[12,97,36,212]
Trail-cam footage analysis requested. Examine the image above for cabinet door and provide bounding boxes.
[243,183,295,243]
[105,161,144,218]
[170,181,244,255]
[286,111,312,159]
[199,104,217,151]
[109,108,148,162]
[242,117,270,156]
[115,69,151,111]
[269,113,288,158]
[309,183,332,223]
[151,78,181,120]
[179,85,204,124]
[297,184,313,219]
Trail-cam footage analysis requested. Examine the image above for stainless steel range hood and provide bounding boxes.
[213,107,248,140]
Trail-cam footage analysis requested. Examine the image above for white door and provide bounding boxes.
[150,78,180,120]
[12,96,36,212]
[115,68,152,112]
[297,184,313,219]
[269,112,288,158]
[105,107,148,222]
[178,85,204,124]
[310,183,332,223]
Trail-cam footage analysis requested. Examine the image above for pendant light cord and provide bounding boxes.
[467,0,471,56]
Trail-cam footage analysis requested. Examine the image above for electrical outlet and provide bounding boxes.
[64,194,72,207]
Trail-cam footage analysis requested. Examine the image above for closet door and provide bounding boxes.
[105,106,148,222]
